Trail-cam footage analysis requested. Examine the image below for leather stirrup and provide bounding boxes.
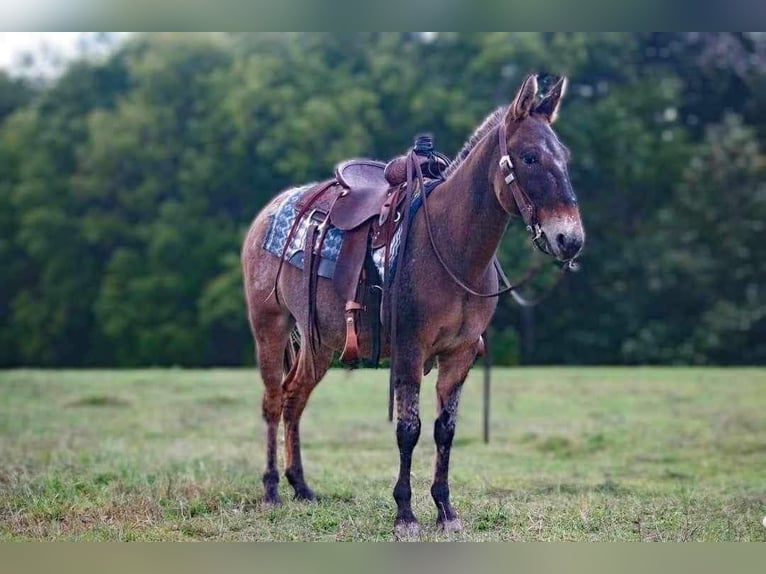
[339,301,363,365]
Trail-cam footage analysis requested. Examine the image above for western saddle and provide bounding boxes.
[274,135,449,366]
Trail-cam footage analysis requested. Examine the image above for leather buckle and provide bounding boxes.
[526,223,542,241]
[499,154,515,184]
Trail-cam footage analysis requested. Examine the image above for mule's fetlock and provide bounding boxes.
[285,467,317,502]
[262,469,281,505]
[432,483,459,524]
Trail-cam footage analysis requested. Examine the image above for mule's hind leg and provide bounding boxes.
[282,344,333,501]
[430,344,478,532]
[252,309,293,506]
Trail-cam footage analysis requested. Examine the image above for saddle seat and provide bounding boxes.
[330,159,392,230]
[294,156,419,230]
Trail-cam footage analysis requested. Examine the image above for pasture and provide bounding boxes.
[1,367,764,541]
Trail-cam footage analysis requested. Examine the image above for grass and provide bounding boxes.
[0,367,765,541]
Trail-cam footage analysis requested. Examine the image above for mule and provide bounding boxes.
[241,74,585,538]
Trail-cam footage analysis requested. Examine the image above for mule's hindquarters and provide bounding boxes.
[242,212,290,503]
[242,195,337,503]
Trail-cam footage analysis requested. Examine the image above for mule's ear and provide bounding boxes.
[534,76,568,123]
[507,74,539,123]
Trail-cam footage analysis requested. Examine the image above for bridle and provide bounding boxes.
[497,120,550,255]
[417,121,578,302]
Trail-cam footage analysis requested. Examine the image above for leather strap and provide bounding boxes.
[272,180,336,304]
[498,120,538,234]
[303,220,320,353]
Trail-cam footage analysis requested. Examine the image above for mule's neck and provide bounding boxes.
[427,126,511,285]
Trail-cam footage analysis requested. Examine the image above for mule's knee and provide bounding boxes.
[430,481,450,504]
[433,412,455,447]
[262,388,282,423]
[396,416,421,452]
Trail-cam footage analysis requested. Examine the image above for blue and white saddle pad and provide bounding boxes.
[262,181,441,284]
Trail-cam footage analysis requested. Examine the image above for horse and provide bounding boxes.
[241,73,585,538]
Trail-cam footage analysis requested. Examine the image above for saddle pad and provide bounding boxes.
[263,185,394,281]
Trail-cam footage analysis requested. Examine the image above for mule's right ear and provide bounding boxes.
[534,76,568,124]
[506,74,539,123]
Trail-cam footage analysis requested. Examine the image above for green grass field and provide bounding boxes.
[1,367,765,541]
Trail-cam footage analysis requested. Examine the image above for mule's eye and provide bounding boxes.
[521,153,538,166]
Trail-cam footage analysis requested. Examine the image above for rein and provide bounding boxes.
[416,124,577,301]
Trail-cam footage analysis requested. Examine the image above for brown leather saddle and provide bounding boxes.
[295,158,412,227]
[276,141,449,366]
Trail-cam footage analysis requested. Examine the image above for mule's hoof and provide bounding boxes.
[294,488,317,502]
[438,518,463,533]
[262,495,282,508]
[394,520,421,541]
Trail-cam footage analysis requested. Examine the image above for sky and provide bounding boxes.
[0,32,129,77]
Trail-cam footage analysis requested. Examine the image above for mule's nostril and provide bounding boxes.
[556,233,583,259]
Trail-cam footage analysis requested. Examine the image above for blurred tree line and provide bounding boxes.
[0,32,764,367]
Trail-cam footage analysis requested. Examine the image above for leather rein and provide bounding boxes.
[417,122,578,303]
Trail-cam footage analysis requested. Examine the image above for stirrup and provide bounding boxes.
[339,301,364,365]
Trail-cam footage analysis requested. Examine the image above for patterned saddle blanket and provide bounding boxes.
[262,179,440,283]
[262,185,395,281]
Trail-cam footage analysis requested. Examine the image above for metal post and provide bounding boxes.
[388,375,394,422]
[483,330,491,444]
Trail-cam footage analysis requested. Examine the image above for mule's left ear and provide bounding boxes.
[508,74,539,123]
[534,76,568,123]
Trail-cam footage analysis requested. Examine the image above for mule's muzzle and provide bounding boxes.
[533,231,554,256]
[556,233,583,261]
[537,206,585,262]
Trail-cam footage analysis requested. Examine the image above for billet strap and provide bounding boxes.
[271,179,337,304]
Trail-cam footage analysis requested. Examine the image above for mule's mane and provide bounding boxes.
[442,105,507,180]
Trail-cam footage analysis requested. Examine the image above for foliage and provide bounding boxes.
[0,33,764,366]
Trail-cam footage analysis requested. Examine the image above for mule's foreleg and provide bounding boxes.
[431,346,476,532]
[392,355,423,538]
[282,346,333,501]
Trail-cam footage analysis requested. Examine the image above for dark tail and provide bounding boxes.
[283,326,301,378]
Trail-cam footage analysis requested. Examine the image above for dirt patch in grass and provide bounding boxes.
[198,395,239,407]
[521,431,609,458]
[67,395,131,408]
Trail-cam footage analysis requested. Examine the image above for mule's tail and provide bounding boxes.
[283,325,301,379]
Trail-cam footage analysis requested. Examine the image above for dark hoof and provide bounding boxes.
[262,494,282,508]
[438,518,463,533]
[293,488,317,502]
[394,520,421,541]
